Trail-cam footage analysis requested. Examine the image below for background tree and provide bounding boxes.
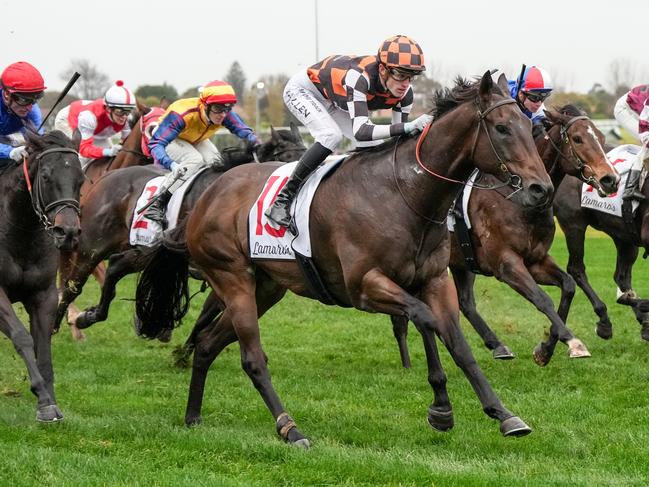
[60,59,110,99]
[225,61,247,105]
[135,83,178,101]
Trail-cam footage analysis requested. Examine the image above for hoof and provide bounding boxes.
[427,406,454,432]
[500,416,532,437]
[596,321,613,340]
[641,323,649,342]
[185,415,202,427]
[157,328,173,343]
[276,412,310,447]
[75,310,94,330]
[36,404,64,423]
[567,338,591,359]
[492,344,515,360]
[532,344,550,367]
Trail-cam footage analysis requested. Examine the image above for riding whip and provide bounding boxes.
[37,72,81,132]
[515,64,526,97]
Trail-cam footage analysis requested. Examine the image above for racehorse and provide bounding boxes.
[391,105,619,368]
[554,148,649,340]
[133,73,554,445]
[56,125,306,340]
[0,130,83,422]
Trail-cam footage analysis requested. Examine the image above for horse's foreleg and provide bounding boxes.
[92,261,107,286]
[360,269,529,437]
[12,289,63,422]
[495,253,589,366]
[75,250,142,330]
[390,315,411,368]
[611,240,649,339]
[451,267,513,359]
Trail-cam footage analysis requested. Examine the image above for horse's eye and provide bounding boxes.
[572,136,583,144]
[495,124,510,135]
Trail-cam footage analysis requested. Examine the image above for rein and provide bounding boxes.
[414,98,523,196]
[22,147,81,233]
[543,115,597,186]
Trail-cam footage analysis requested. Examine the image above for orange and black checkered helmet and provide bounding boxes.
[377,35,425,73]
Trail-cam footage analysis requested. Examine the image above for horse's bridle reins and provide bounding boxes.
[414,97,523,195]
[22,147,81,233]
[543,115,598,186]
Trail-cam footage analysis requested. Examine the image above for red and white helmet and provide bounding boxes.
[1,61,46,93]
[520,66,553,93]
[104,80,136,109]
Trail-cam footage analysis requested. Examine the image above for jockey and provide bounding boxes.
[0,61,46,165]
[613,84,649,201]
[265,35,433,228]
[54,80,135,168]
[144,80,260,223]
[508,65,553,130]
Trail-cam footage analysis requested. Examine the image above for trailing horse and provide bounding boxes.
[134,73,553,445]
[554,146,649,340]
[0,130,83,422]
[56,126,306,339]
[392,105,619,368]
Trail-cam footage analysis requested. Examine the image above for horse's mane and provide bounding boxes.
[432,77,481,119]
[36,130,74,148]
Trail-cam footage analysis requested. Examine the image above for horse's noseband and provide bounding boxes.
[24,147,81,233]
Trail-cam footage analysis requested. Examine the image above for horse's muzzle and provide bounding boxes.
[51,225,81,251]
[524,182,554,210]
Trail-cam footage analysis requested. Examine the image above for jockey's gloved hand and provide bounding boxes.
[102,145,122,157]
[404,114,434,134]
[170,161,187,178]
[9,146,27,162]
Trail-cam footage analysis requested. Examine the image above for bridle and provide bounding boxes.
[414,97,523,196]
[22,147,81,233]
[543,115,598,186]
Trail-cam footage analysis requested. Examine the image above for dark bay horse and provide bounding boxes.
[56,126,306,340]
[0,131,83,422]
[134,72,553,445]
[392,105,619,368]
[554,152,649,340]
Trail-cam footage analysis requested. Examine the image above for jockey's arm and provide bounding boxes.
[223,111,261,145]
[77,111,108,159]
[638,103,649,149]
[148,112,185,169]
[344,71,410,142]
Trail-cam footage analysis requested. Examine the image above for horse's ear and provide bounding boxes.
[24,130,40,150]
[496,73,509,94]
[479,70,494,102]
[289,121,302,142]
[270,125,280,143]
[136,98,150,116]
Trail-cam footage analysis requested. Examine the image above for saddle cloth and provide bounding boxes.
[581,144,642,217]
[129,168,207,246]
[446,169,480,231]
[248,156,345,260]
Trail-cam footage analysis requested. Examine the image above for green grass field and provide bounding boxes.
[0,233,648,486]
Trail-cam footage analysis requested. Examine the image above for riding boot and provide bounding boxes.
[622,170,646,201]
[144,190,173,223]
[264,142,332,228]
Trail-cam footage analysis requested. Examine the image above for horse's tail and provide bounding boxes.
[135,224,190,339]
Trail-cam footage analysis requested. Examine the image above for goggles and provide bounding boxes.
[11,92,43,106]
[208,103,234,114]
[388,68,418,82]
[523,91,551,103]
[109,107,133,117]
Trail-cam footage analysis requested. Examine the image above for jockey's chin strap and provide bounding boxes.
[22,147,81,232]
[415,97,522,196]
[544,115,597,186]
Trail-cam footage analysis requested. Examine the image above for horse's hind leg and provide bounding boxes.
[562,223,613,339]
[390,315,411,368]
[611,240,649,340]
[360,269,530,436]
[451,267,514,359]
[75,249,143,330]
[57,251,100,340]
[174,290,222,368]
[0,291,62,422]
